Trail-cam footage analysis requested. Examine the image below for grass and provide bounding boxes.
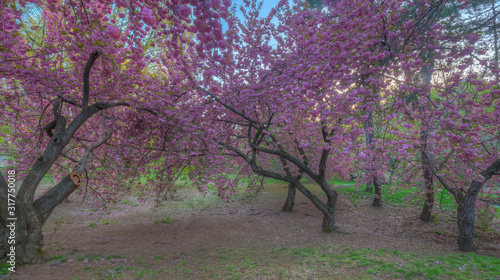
[74,254,123,263]
[65,246,500,279]
[153,216,175,225]
[121,200,140,207]
[87,219,117,227]
[44,255,68,263]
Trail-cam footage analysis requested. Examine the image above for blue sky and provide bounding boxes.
[221,1,288,33]
[231,0,280,18]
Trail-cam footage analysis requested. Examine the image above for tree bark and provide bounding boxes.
[372,176,382,207]
[282,172,303,212]
[282,183,296,212]
[419,149,434,221]
[457,181,482,252]
[418,47,434,221]
[492,0,498,62]
[322,190,337,232]
[364,111,374,192]
[0,195,44,265]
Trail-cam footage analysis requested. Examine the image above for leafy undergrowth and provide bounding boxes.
[42,246,500,280]
[0,260,9,275]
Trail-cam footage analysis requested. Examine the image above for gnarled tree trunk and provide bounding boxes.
[0,196,44,265]
[457,181,482,252]
[322,191,337,232]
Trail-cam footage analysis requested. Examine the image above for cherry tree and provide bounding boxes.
[389,22,500,250]
[0,0,229,264]
[178,0,447,231]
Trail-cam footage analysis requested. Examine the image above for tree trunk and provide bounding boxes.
[282,183,296,212]
[0,196,44,266]
[418,40,435,221]
[372,176,382,207]
[322,192,337,233]
[492,0,498,62]
[365,181,373,193]
[420,150,434,221]
[364,111,374,193]
[457,181,482,252]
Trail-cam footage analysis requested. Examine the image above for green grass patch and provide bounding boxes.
[0,259,10,275]
[44,255,68,263]
[72,245,499,279]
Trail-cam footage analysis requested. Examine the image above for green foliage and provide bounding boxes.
[0,260,10,275]
[161,216,175,224]
[106,265,124,278]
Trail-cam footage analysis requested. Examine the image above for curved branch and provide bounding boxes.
[77,124,114,174]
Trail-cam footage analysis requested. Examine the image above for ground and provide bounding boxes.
[4,182,500,279]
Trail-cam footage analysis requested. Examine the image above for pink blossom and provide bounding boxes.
[106,25,121,40]
[141,8,156,26]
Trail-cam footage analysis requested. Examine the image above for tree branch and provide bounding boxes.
[479,159,500,180]
[34,124,114,223]
[77,124,114,174]
[82,51,102,110]
[425,150,461,201]
[197,86,260,125]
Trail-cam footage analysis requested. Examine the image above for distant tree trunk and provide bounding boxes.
[457,181,482,252]
[492,0,498,62]
[365,181,373,193]
[388,157,399,186]
[419,163,434,221]
[282,183,296,212]
[365,111,374,193]
[282,170,304,212]
[418,48,434,221]
[372,176,382,207]
[419,133,434,221]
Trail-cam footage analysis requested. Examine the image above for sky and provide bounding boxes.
[220,0,292,38]
[231,0,280,18]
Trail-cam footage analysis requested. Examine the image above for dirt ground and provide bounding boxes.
[5,183,500,280]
